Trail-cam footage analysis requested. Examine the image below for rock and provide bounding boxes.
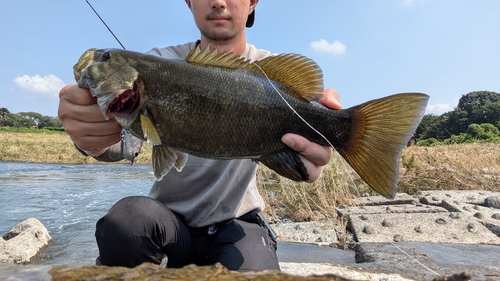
[362,225,374,234]
[393,234,403,242]
[381,219,393,227]
[48,262,357,281]
[484,195,500,209]
[0,218,51,264]
[272,221,339,246]
[473,212,484,219]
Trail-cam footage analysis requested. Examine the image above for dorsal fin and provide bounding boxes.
[185,46,251,69]
[185,46,324,102]
[253,54,324,101]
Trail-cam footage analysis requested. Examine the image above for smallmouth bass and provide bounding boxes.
[73,46,429,199]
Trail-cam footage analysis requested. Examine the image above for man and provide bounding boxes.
[58,0,341,272]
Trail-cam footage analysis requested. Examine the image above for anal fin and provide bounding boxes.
[152,146,188,180]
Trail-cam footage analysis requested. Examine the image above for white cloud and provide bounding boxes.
[13,74,65,98]
[426,103,451,115]
[311,39,346,55]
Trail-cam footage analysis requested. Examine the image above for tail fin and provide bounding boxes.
[338,93,429,199]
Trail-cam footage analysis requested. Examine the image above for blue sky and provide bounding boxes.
[1,0,499,117]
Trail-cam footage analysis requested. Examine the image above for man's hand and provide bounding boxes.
[281,88,341,182]
[58,84,122,156]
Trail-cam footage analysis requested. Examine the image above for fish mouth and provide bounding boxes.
[107,81,140,119]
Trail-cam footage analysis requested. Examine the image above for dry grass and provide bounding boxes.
[0,131,152,165]
[398,143,500,194]
[257,153,358,221]
[2,131,499,222]
[257,143,500,221]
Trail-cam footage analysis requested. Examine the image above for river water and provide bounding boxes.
[0,161,154,265]
[0,161,354,270]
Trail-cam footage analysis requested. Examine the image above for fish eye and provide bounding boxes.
[102,52,110,61]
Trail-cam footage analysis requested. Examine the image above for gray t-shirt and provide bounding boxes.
[146,42,272,227]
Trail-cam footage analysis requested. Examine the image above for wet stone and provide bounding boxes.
[414,226,423,233]
[359,215,369,221]
[313,229,320,234]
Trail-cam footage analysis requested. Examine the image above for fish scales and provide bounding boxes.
[73,46,429,199]
[132,60,350,158]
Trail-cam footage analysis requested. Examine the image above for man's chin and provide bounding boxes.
[201,28,239,42]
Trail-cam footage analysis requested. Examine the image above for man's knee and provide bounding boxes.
[95,196,173,267]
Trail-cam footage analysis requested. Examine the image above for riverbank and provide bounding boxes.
[3,189,499,280]
[1,129,499,223]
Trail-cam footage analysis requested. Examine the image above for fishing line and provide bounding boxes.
[85,0,126,50]
[253,64,334,149]
[254,65,437,277]
[254,63,360,194]
[390,242,441,277]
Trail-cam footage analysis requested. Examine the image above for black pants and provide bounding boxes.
[95,196,280,272]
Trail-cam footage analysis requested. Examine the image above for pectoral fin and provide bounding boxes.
[140,111,161,145]
[152,146,188,180]
[258,150,309,182]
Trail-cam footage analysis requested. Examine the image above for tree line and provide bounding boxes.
[0,108,63,130]
[416,91,500,145]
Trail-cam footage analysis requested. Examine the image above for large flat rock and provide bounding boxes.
[339,190,500,244]
[348,212,500,243]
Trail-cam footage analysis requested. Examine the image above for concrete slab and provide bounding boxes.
[337,203,447,217]
[348,212,500,244]
[417,190,499,207]
[354,193,419,206]
[340,191,500,244]
[356,242,500,281]
[273,221,339,246]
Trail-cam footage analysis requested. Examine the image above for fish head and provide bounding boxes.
[73,48,143,126]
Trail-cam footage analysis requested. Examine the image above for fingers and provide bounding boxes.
[279,88,340,182]
[318,88,342,110]
[64,118,122,152]
[58,84,122,152]
[58,84,107,123]
[282,133,333,183]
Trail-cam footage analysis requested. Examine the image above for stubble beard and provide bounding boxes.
[202,8,242,42]
[200,27,240,42]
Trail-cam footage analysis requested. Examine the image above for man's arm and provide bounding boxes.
[282,88,342,182]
